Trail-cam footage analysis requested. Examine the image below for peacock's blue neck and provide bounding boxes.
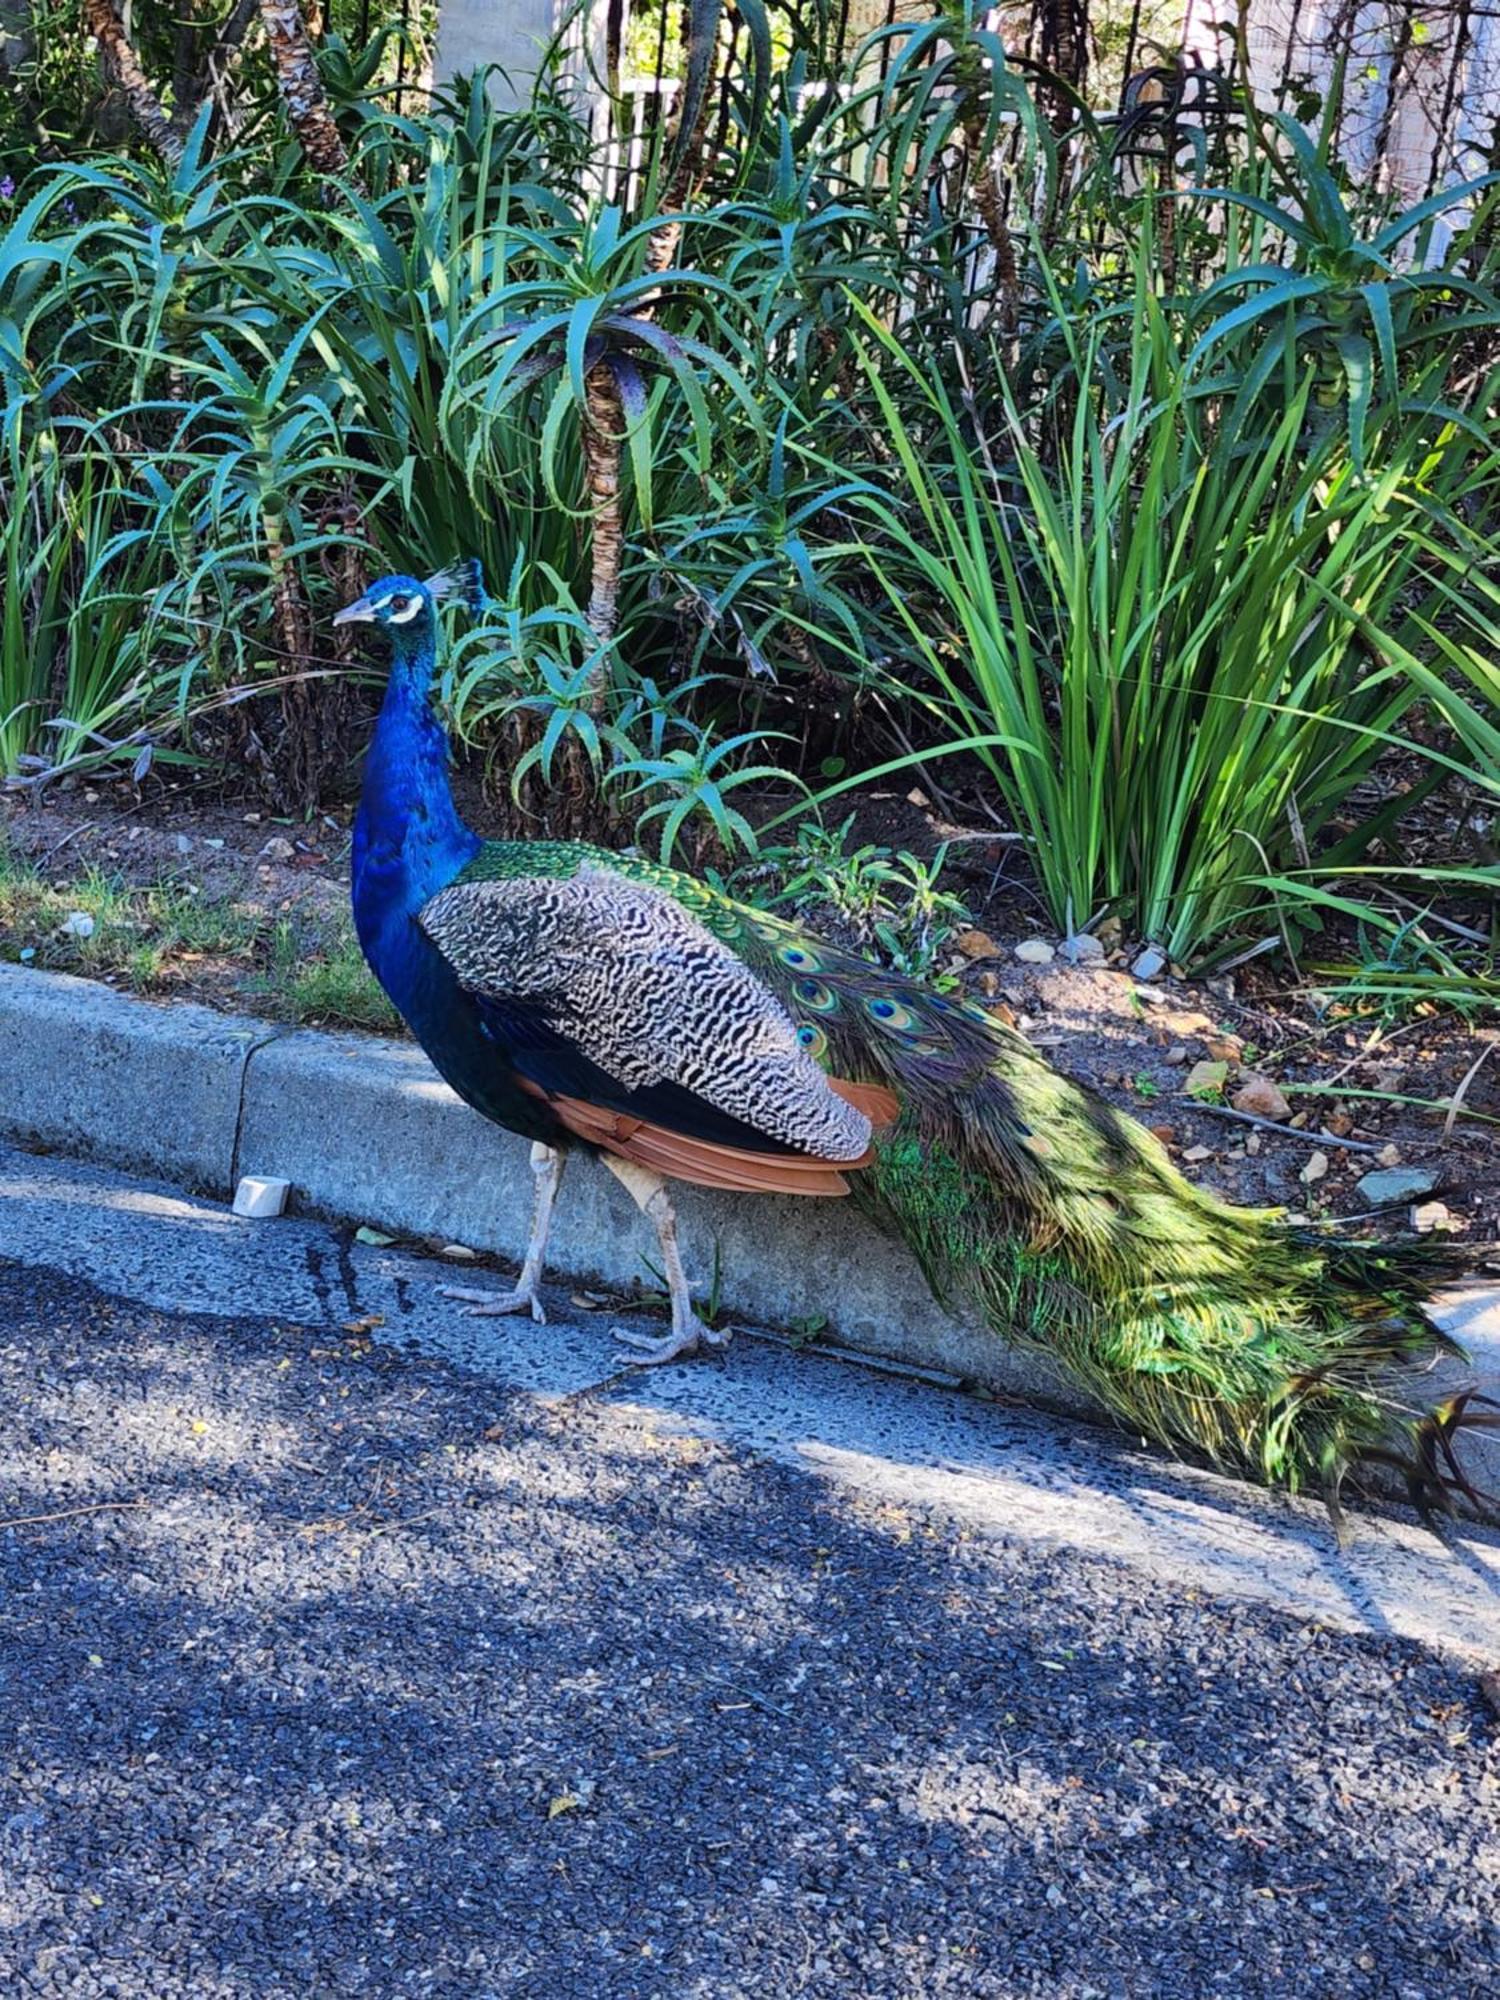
[352,634,480,952]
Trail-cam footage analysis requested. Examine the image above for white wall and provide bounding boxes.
[436,0,560,100]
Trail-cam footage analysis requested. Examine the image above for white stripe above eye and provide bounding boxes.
[387,596,424,624]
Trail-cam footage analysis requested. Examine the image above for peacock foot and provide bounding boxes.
[611,1318,732,1367]
[438,1282,548,1325]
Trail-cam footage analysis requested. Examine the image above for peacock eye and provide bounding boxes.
[390,594,411,611]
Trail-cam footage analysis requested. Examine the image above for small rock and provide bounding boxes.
[175,833,192,854]
[243,811,262,823]
[1202,1034,1243,1062]
[204,837,225,850]
[1232,1074,1292,1122]
[1131,946,1166,981]
[439,1243,478,1261]
[260,836,296,864]
[1300,1151,1329,1186]
[1245,1133,1262,1155]
[1377,1142,1402,1167]
[1410,1201,1451,1235]
[1149,1124,1176,1147]
[60,910,95,939]
[1163,1045,1189,1066]
[1183,1060,1228,1101]
[1324,1110,1354,1137]
[1356,1167,1437,1208]
[232,1175,291,1219]
[1059,932,1106,965]
[1014,938,1055,965]
[976,970,1000,997]
[1206,974,1236,1002]
[1182,1145,1213,1163]
[956,929,1002,961]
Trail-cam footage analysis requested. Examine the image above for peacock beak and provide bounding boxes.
[332,593,377,627]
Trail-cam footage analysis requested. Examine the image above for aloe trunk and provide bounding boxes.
[258,0,351,179]
[84,0,183,167]
[581,360,625,665]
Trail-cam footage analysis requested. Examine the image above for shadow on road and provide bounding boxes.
[1,1261,1496,1998]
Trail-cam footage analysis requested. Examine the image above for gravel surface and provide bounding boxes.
[1,1260,1498,1997]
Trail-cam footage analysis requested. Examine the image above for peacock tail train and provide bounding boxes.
[453,836,1488,1515]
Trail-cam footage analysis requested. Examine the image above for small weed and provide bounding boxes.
[785,1313,829,1350]
[756,816,970,983]
[257,919,400,1031]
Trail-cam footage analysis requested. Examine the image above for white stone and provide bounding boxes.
[232,1175,291,1219]
[1059,933,1106,965]
[1014,938,1055,965]
[61,911,95,939]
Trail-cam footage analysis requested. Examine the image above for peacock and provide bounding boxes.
[337,564,1490,1514]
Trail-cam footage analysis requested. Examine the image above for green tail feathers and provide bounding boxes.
[470,840,1492,1509]
[859,1068,1484,1511]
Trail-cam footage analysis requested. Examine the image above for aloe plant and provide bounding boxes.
[441,201,765,664]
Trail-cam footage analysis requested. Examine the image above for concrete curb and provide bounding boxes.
[4,961,1496,1493]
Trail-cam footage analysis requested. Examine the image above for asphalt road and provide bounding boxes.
[2,1231,1499,1997]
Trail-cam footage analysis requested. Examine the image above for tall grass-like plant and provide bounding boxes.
[844,276,1474,960]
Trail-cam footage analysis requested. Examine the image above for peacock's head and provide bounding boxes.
[333,561,483,650]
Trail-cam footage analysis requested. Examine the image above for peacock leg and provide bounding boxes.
[439,1141,564,1323]
[601,1156,730,1366]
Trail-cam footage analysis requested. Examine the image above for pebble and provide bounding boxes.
[1232,1075,1292,1122]
[1163,1045,1189,1066]
[175,834,192,854]
[439,1243,478,1262]
[1409,1201,1451,1234]
[1183,1060,1228,1099]
[1300,1152,1329,1185]
[60,911,95,939]
[1059,933,1106,965]
[1356,1167,1436,1208]
[955,930,1001,961]
[1131,947,1166,980]
[1182,1145,1213,1163]
[260,836,296,864]
[1014,939,1055,965]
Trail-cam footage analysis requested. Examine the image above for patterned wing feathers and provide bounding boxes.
[419,870,878,1171]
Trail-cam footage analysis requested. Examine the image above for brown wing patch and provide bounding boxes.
[546,1093,857,1196]
[513,1072,888,1196]
[829,1077,900,1129]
